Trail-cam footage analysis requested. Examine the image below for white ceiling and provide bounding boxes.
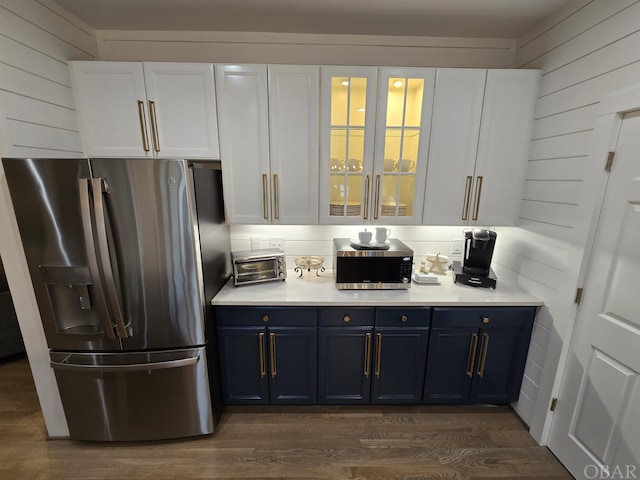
[54,0,573,38]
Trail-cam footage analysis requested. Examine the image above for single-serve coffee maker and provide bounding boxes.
[452,228,497,289]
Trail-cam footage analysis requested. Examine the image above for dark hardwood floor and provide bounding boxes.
[0,357,573,479]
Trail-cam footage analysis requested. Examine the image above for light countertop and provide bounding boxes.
[211,269,543,307]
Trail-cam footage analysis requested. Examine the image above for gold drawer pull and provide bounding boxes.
[364,332,372,377]
[477,333,489,377]
[343,315,350,323]
[258,332,266,378]
[466,333,479,378]
[263,315,269,322]
[401,315,408,322]
[269,332,276,378]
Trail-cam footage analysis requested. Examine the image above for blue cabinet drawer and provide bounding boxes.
[431,307,535,329]
[215,307,317,326]
[319,307,375,327]
[375,307,431,327]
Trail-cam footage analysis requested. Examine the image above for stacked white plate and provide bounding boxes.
[381,202,407,216]
[330,201,361,216]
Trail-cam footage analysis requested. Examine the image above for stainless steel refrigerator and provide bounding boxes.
[2,157,231,441]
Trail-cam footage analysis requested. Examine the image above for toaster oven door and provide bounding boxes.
[234,258,279,284]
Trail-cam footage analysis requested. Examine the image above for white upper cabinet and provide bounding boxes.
[319,67,435,224]
[216,64,320,224]
[216,64,271,224]
[70,62,151,157]
[142,63,219,158]
[69,61,220,159]
[320,66,378,224]
[473,70,539,226]
[372,67,435,224]
[423,68,538,226]
[423,68,486,225]
[268,65,319,224]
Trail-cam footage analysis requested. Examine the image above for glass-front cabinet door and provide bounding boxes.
[320,67,435,224]
[372,68,435,224]
[320,67,377,224]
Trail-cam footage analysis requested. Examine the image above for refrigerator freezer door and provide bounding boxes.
[90,158,206,350]
[50,347,214,441]
[2,158,121,351]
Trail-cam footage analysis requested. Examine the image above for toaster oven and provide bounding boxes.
[231,249,287,286]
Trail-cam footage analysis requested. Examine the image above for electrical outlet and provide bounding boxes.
[269,237,285,250]
[251,237,261,250]
[452,240,462,254]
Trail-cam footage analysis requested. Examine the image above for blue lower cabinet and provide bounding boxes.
[318,307,375,404]
[371,308,431,404]
[217,326,269,404]
[423,307,535,405]
[268,326,316,404]
[216,307,317,405]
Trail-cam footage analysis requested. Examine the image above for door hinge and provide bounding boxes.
[550,398,558,412]
[574,287,584,305]
[605,151,615,172]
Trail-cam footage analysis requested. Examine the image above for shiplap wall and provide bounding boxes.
[95,30,517,68]
[0,0,97,156]
[0,0,97,437]
[494,0,640,441]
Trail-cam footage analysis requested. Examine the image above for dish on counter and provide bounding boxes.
[349,239,391,250]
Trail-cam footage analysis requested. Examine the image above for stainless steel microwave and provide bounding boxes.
[333,238,413,289]
[231,249,286,286]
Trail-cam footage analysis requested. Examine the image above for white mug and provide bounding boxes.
[358,229,372,243]
[375,227,391,243]
[400,159,415,172]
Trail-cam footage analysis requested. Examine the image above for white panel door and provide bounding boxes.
[142,63,220,159]
[215,64,271,224]
[268,65,319,224]
[423,68,486,225]
[69,61,152,157]
[473,70,538,226]
[548,111,640,479]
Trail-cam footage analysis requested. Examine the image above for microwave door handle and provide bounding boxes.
[78,179,116,339]
[91,178,129,339]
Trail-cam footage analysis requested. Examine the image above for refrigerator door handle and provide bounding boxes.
[78,178,116,339]
[91,178,129,339]
[50,354,199,373]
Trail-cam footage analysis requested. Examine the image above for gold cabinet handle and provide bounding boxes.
[273,174,280,220]
[477,333,489,377]
[375,333,382,378]
[482,316,489,324]
[269,332,277,378]
[137,100,150,152]
[364,332,372,377]
[343,315,350,323]
[462,176,473,220]
[466,333,479,378]
[373,175,381,220]
[148,100,160,152]
[262,174,269,219]
[401,315,408,323]
[363,175,370,220]
[263,315,269,322]
[258,332,266,378]
[472,176,483,221]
